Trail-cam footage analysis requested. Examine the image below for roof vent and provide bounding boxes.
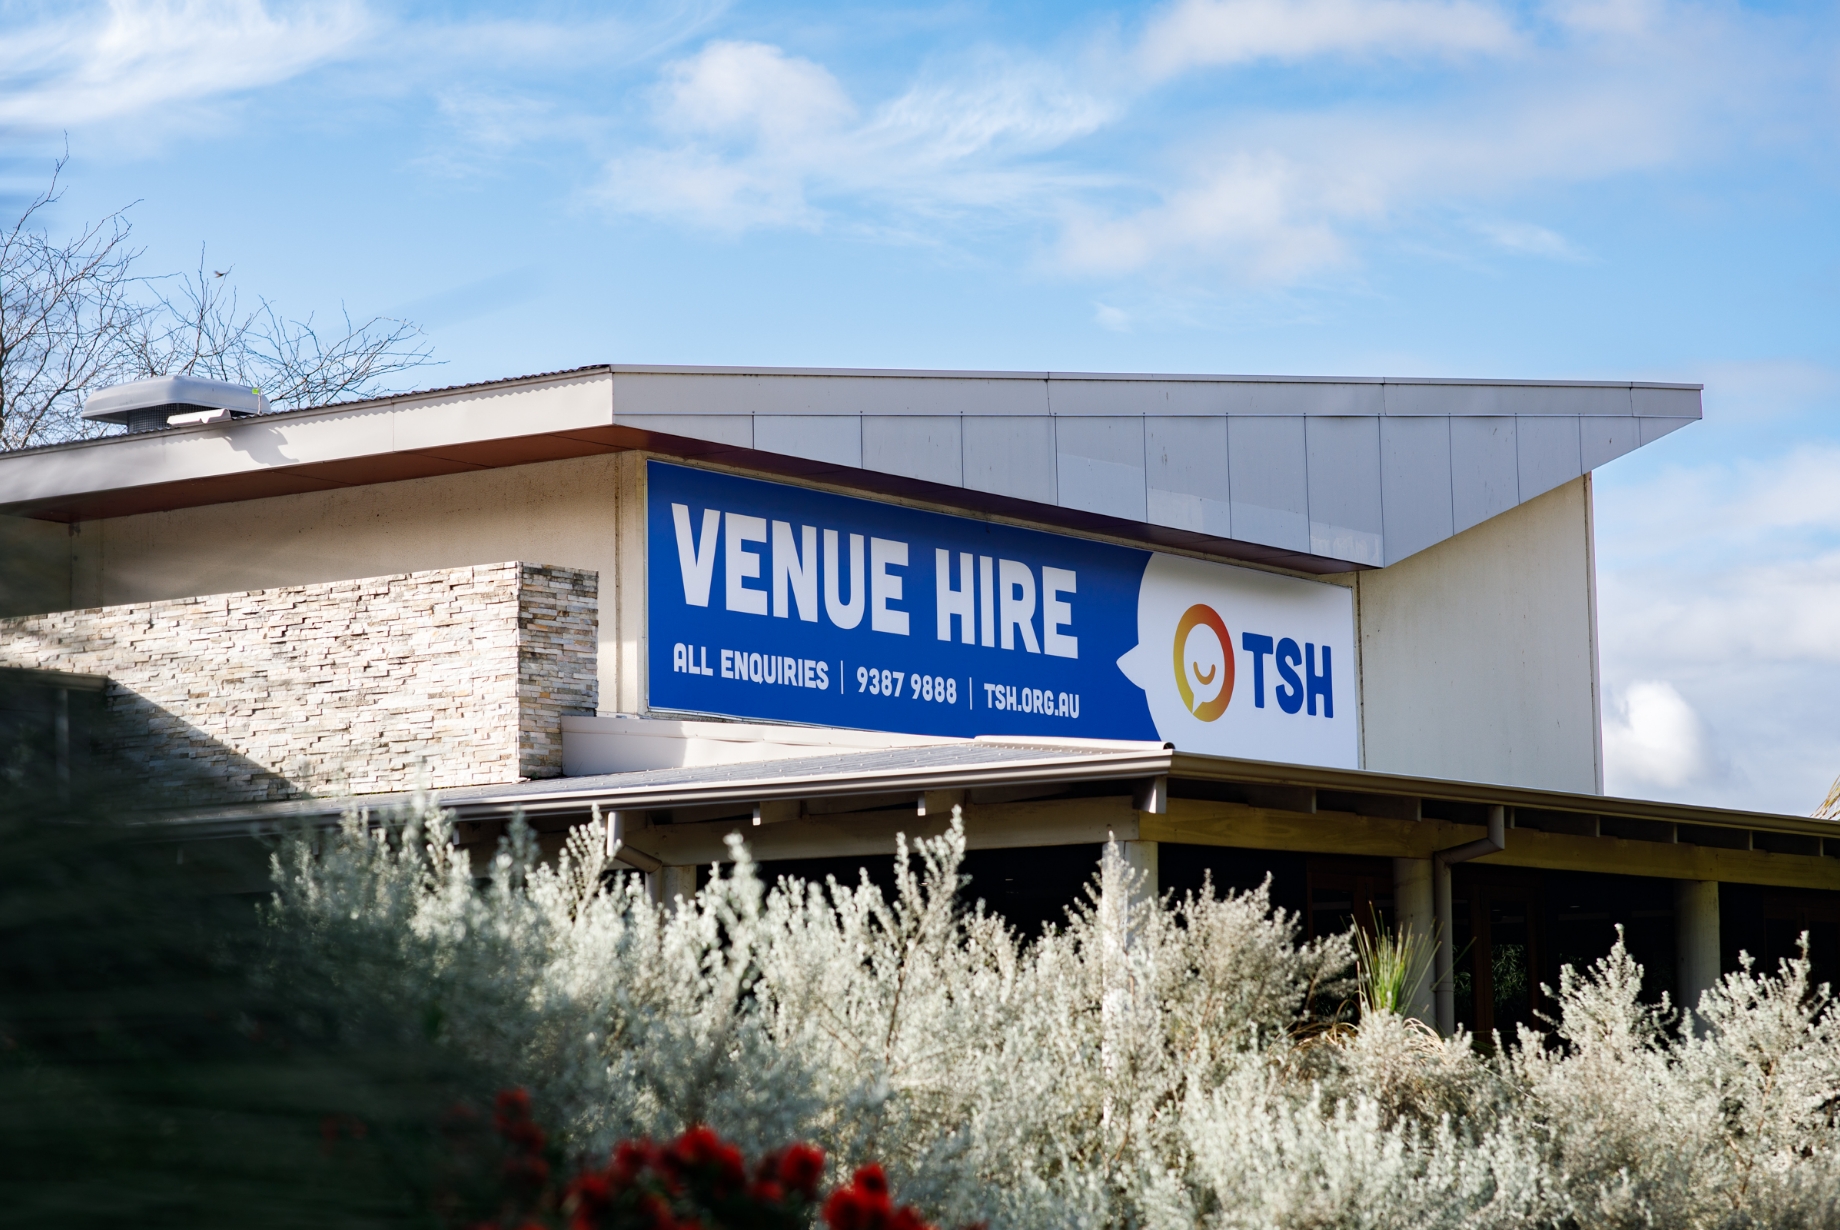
[81,375,270,434]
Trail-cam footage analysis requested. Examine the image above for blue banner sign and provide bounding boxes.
[646,460,1358,766]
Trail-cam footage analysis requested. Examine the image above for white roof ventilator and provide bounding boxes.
[81,375,270,434]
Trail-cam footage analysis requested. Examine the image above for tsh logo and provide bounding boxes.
[1116,552,1353,763]
[1173,603,1234,721]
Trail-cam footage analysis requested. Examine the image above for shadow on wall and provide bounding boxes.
[107,684,310,806]
[0,679,490,1226]
[1,667,308,809]
[0,516,71,619]
[0,667,107,794]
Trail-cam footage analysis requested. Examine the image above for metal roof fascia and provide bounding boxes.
[137,745,1179,837]
[0,367,617,513]
[439,746,1180,820]
[1166,752,1840,839]
[137,744,1838,843]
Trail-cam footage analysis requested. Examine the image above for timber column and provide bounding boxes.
[1676,880,1721,1020]
[1392,857,1436,1027]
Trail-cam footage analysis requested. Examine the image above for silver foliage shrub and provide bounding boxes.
[267,797,1840,1229]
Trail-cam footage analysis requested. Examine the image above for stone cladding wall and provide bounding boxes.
[0,562,597,802]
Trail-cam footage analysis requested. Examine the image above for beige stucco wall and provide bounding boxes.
[69,452,648,714]
[1354,475,1602,793]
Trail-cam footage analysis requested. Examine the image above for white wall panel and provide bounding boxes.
[1145,416,1231,536]
[1056,417,1146,521]
[753,415,863,468]
[963,416,1057,504]
[1639,416,1696,446]
[1305,416,1384,566]
[1580,416,1640,471]
[1379,417,1454,566]
[1515,414,1583,503]
[861,416,963,487]
[1450,416,1520,534]
[1227,417,1309,552]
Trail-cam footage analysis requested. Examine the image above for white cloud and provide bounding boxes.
[599,41,1114,232]
[1053,38,1740,277]
[11,0,1815,299]
[657,41,854,145]
[1595,438,1840,813]
[1603,680,1724,792]
[0,0,369,129]
[1545,0,1664,37]
[1058,153,1359,281]
[1093,302,1133,331]
[1468,217,1585,260]
[1137,0,1519,77]
[1596,443,1840,564]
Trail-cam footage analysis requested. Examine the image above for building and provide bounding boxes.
[2,364,1835,1036]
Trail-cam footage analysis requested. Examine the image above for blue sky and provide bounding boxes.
[5,0,1838,812]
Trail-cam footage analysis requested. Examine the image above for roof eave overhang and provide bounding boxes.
[149,746,1837,844]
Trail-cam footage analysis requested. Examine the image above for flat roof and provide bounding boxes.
[0,364,1702,572]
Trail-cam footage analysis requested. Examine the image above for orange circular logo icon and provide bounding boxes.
[1172,603,1234,721]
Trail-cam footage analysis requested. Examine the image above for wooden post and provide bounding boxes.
[1676,880,1720,1023]
[1393,856,1435,1027]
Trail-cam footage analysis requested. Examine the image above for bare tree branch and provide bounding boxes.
[244,301,436,412]
[0,152,146,451]
[0,155,443,452]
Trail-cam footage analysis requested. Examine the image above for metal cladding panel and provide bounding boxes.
[4,363,1703,574]
[1227,416,1310,552]
[615,413,753,449]
[1450,416,1520,534]
[1047,379,1226,416]
[963,415,1058,504]
[861,416,964,486]
[753,415,863,469]
[1386,382,1631,416]
[1491,384,1632,416]
[612,371,1045,417]
[1580,416,1641,470]
[1639,416,1696,446]
[1632,386,1702,417]
[1144,416,1231,535]
[1241,381,1385,416]
[1305,416,1384,566]
[1055,416,1147,521]
[1379,416,1455,565]
[1515,414,1584,502]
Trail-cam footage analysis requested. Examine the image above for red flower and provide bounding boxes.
[822,1164,936,1230]
[611,1139,658,1188]
[775,1142,826,1198]
[495,1087,534,1126]
[662,1125,746,1196]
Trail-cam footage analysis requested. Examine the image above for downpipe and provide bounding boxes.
[1433,804,1506,1036]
